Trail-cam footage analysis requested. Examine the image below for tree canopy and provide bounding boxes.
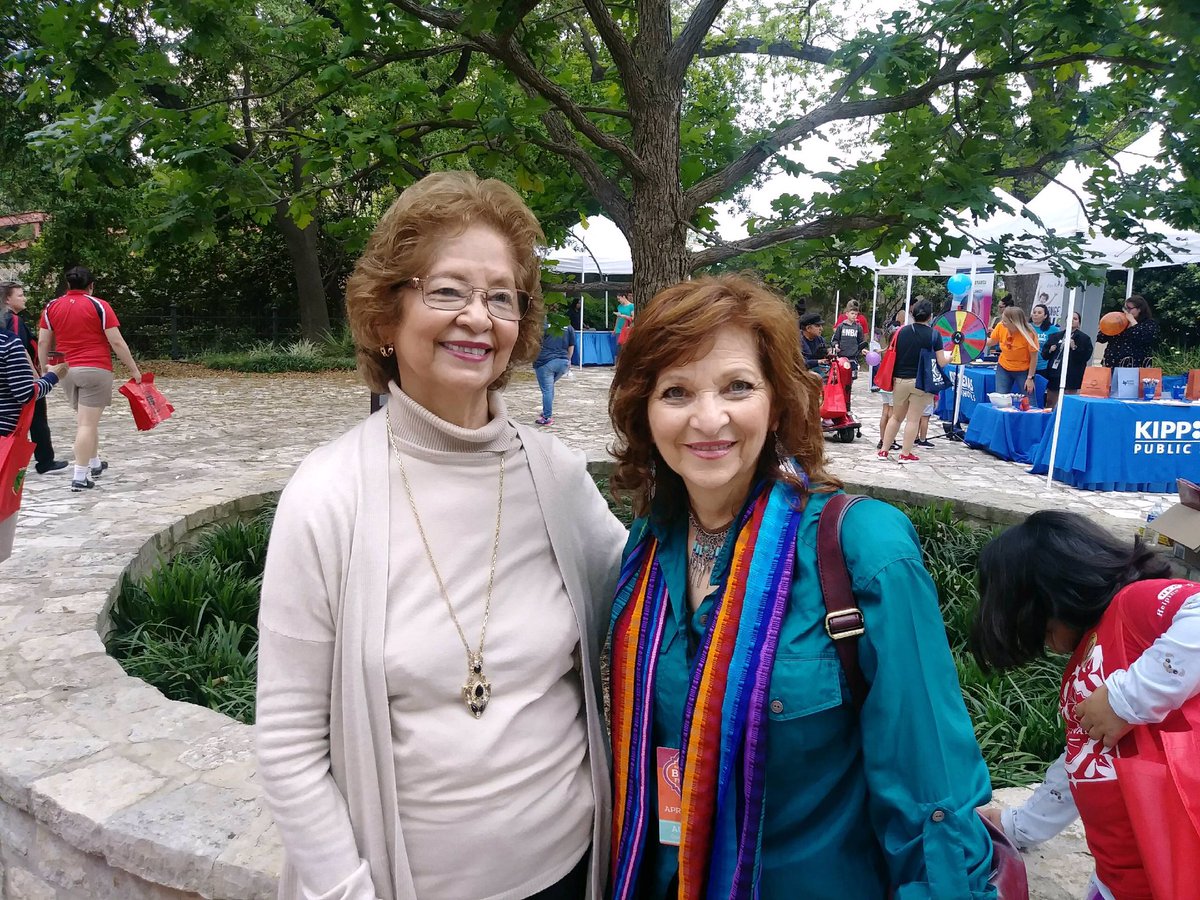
[4,0,1196,327]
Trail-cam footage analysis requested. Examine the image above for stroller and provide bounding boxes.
[820,356,861,443]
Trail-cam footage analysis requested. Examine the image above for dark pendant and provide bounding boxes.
[463,652,491,718]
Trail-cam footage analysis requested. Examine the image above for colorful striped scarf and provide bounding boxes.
[610,481,803,900]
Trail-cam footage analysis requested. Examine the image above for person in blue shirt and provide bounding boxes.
[606,274,997,900]
[532,319,575,425]
[1030,301,1062,379]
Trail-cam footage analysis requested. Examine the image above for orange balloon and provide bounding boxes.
[1100,311,1129,336]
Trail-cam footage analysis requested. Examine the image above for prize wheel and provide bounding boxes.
[932,310,988,366]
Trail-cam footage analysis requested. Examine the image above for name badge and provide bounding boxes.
[656,747,682,846]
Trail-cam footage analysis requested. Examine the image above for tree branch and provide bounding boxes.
[577,0,637,82]
[531,109,633,233]
[388,0,645,175]
[688,214,902,269]
[573,19,609,83]
[666,0,730,81]
[541,279,631,295]
[696,37,835,65]
[684,48,1164,214]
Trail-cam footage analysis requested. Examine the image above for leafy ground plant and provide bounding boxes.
[106,507,275,725]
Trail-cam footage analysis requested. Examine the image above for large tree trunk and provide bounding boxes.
[273,202,330,340]
[626,2,689,306]
[1001,273,1040,312]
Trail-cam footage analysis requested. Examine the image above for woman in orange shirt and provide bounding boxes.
[984,306,1040,396]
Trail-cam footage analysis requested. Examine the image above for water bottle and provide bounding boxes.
[1140,499,1165,545]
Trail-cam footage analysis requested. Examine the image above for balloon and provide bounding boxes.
[1100,311,1129,336]
[865,350,882,367]
[947,273,972,296]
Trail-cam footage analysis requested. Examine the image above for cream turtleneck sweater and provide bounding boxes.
[382,385,592,900]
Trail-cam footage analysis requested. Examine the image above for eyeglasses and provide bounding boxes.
[405,276,530,322]
[1124,304,1138,312]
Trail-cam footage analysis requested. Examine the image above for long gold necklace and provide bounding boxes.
[387,408,503,718]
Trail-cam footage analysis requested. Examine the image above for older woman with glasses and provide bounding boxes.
[256,171,626,900]
[1097,293,1161,368]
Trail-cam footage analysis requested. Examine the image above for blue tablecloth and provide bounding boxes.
[935,365,1048,421]
[1029,395,1200,492]
[572,330,616,366]
[964,405,1054,464]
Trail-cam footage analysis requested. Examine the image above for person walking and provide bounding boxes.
[1,330,68,562]
[878,300,948,462]
[533,319,575,425]
[1,281,67,474]
[255,171,626,900]
[37,266,142,491]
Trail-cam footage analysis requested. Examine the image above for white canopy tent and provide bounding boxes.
[545,215,633,365]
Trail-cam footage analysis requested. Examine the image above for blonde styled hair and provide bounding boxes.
[345,171,546,393]
[609,274,841,520]
[1001,306,1039,350]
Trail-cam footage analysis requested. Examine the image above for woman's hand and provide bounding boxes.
[1024,376,1035,391]
[1075,684,1132,749]
[1126,311,1138,326]
[50,361,70,379]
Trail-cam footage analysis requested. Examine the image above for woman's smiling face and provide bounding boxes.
[647,327,775,521]
[387,224,520,423]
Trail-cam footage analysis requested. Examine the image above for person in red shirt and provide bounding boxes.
[38,266,142,491]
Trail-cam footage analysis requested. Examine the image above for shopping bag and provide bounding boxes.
[1138,363,1163,400]
[1080,366,1110,398]
[0,401,35,520]
[873,331,899,392]
[820,362,848,418]
[1112,613,1200,900]
[119,373,175,431]
[916,342,950,394]
[1112,360,1139,400]
[1187,369,1200,402]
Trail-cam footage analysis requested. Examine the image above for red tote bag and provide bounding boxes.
[820,361,848,418]
[0,401,36,520]
[1112,614,1200,899]
[873,330,899,392]
[119,373,175,431]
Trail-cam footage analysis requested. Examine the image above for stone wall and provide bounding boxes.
[1,493,282,900]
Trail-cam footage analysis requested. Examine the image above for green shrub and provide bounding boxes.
[106,514,274,725]
[201,350,356,372]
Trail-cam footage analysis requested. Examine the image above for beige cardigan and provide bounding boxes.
[256,399,625,900]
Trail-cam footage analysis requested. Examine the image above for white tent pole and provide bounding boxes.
[904,269,914,319]
[1045,286,1079,488]
[869,271,879,339]
[1125,268,1135,299]
[834,289,841,323]
[578,281,586,368]
[968,262,977,313]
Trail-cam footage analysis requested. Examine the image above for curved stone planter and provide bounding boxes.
[2,480,1094,899]
[1,493,282,900]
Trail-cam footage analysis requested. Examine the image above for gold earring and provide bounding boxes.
[380,345,394,357]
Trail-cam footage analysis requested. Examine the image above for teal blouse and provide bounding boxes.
[620,490,996,900]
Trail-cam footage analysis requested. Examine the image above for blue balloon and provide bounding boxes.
[947,273,972,296]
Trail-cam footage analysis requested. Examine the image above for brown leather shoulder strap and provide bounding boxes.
[816,493,869,709]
